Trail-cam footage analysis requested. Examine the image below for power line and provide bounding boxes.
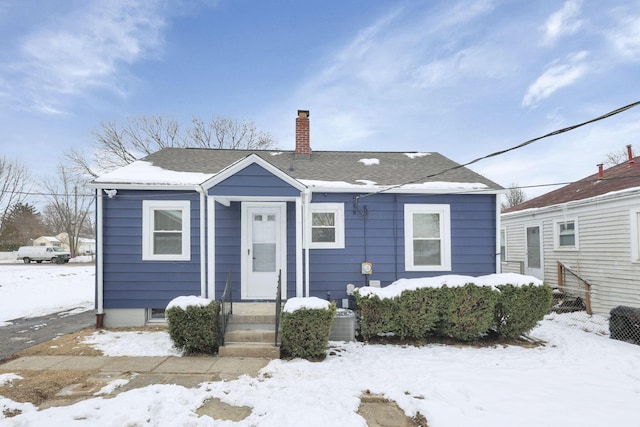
[357,100,640,199]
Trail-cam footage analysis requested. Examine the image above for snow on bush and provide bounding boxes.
[356,273,542,299]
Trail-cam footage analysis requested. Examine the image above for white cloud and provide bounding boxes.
[522,51,590,107]
[541,0,585,45]
[607,13,640,60]
[4,1,166,114]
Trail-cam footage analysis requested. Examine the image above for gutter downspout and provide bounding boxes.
[196,186,207,298]
[496,194,502,274]
[96,189,104,328]
[303,188,312,297]
[295,196,303,297]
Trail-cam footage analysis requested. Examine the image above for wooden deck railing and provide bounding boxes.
[557,261,592,315]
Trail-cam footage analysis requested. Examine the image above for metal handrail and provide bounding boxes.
[220,271,233,345]
[557,261,592,315]
[275,269,282,347]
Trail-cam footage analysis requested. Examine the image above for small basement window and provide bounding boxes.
[142,200,191,261]
[147,308,166,322]
[309,203,345,249]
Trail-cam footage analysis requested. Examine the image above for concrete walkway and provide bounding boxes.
[0,354,271,410]
[0,354,424,425]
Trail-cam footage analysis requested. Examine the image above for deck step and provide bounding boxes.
[224,328,277,343]
[218,342,280,358]
[220,303,281,357]
[228,314,276,324]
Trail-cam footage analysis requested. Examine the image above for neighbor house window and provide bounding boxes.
[404,204,451,271]
[309,203,345,249]
[142,200,191,261]
[500,228,507,262]
[554,219,578,249]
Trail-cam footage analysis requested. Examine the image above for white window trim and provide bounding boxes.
[404,204,451,271]
[553,218,579,250]
[308,203,345,249]
[142,200,191,261]
[630,208,640,262]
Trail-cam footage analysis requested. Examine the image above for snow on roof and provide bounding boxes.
[356,273,543,299]
[503,185,640,217]
[283,297,331,313]
[166,295,211,310]
[359,158,380,166]
[299,179,489,191]
[94,161,215,186]
[404,152,430,159]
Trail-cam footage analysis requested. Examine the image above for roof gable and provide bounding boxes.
[202,153,306,192]
[504,157,640,213]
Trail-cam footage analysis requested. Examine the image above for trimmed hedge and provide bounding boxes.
[438,284,497,341]
[280,304,336,359]
[494,284,553,338]
[166,301,221,354]
[355,282,553,342]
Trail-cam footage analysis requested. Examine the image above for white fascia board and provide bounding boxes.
[88,182,200,191]
[502,188,640,219]
[200,153,307,192]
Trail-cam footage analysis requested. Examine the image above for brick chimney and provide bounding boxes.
[295,110,310,159]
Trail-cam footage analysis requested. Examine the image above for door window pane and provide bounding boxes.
[527,227,541,268]
[253,243,276,272]
[252,213,277,272]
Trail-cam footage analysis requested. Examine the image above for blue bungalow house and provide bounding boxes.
[90,110,504,327]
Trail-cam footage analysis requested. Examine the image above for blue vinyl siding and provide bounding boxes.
[102,190,201,310]
[209,163,300,197]
[305,193,497,301]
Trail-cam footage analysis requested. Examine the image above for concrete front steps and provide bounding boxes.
[218,303,281,358]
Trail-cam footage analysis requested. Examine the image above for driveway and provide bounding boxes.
[0,309,95,362]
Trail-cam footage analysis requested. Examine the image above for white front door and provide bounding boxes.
[241,202,286,300]
[525,225,543,279]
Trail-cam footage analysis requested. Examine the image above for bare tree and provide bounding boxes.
[0,157,32,235]
[68,114,277,178]
[188,115,275,149]
[501,183,527,211]
[41,165,94,257]
[603,147,629,167]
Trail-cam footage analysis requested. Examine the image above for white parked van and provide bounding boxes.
[17,246,71,264]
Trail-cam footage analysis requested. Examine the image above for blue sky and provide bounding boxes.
[1,0,639,199]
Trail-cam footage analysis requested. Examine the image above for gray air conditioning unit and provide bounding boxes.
[330,309,356,342]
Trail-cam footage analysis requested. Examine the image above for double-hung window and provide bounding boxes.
[142,200,191,261]
[309,203,345,249]
[405,204,451,271]
[554,219,578,250]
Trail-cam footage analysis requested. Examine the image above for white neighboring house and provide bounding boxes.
[32,236,62,247]
[501,150,640,316]
[56,232,96,255]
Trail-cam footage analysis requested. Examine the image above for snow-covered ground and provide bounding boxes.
[0,260,94,326]
[1,264,639,426]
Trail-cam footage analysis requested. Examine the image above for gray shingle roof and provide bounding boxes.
[138,147,502,189]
